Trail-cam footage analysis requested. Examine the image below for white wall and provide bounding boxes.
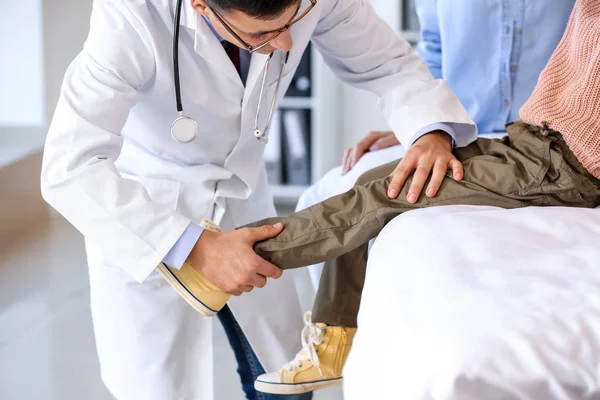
[337,0,402,150]
[43,0,93,120]
[0,0,93,167]
[0,0,45,126]
[0,0,93,232]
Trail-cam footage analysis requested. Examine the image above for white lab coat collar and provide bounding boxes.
[180,0,197,31]
[193,12,244,86]
[182,1,272,93]
[179,2,240,85]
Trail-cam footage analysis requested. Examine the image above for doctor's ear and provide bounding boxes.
[191,0,209,15]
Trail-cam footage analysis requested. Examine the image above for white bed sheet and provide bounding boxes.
[344,205,600,400]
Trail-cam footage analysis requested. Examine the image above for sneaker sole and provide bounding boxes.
[254,377,343,395]
[157,263,218,317]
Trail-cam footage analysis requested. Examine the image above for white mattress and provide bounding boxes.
[344,205,600,400]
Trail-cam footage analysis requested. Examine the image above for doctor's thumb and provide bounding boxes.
[249,223,285,242]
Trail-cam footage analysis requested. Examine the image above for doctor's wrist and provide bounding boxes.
[185,230,218,270]
[414,130,453,151]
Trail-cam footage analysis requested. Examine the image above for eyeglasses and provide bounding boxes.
[208,0,317,53]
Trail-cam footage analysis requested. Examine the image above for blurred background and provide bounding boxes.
[0,1,419,398]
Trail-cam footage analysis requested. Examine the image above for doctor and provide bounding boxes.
[41,0,474,399]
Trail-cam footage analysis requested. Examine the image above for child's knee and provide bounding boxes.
[355,159,400,186]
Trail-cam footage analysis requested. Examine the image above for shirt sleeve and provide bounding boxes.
[415,0,443,79]
[408,122,463,148]
[163,223,204,269]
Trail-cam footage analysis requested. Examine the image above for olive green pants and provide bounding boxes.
[249,121,600,327]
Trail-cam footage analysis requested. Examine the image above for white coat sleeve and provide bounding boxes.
[41,0,190,283]
[311,0,478,147]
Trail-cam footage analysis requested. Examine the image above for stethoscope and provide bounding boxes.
[171,0,288,145]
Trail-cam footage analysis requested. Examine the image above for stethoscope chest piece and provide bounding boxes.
[171,115,198,143]
[254,129,269,144]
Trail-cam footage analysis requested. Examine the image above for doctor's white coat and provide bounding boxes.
[41,0,476,398]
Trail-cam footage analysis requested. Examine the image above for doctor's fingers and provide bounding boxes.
[252,274,268,289]
[244,224,284,243]
[449,158,464,181]
[239,286,254,294]
[406,159,435,204]
[237,267,270,288]
[387,157,414,199]
[250,257,283,280]
[426,160,452,198]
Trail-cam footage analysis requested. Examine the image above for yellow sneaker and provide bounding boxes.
[254,312,356,394]
[157,219,230,317]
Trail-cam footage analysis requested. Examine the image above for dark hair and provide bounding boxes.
[207,0,299,19]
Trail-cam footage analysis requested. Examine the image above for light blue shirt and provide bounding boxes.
[416,0,574,133]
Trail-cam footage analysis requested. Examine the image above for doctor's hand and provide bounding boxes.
[342,131,400,175]
[387,130,463,203]
[186,224,285,296]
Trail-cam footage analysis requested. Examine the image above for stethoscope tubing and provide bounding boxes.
[173,0,184,113]
[172,0,288,144]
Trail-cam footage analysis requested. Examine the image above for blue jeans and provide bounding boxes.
[217,305,313,400]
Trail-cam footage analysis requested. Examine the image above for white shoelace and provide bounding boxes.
[283,312,325,376]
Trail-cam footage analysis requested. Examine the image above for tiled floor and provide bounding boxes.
[0,217,342,400]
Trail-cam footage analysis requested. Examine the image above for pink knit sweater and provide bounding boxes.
[520,0,600,179]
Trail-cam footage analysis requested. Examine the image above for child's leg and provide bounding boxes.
[308,160,397,328]
[252,122,599,328]
[252,121,600,394]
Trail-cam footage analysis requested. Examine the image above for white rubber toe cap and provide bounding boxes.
[256,372,282,384]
